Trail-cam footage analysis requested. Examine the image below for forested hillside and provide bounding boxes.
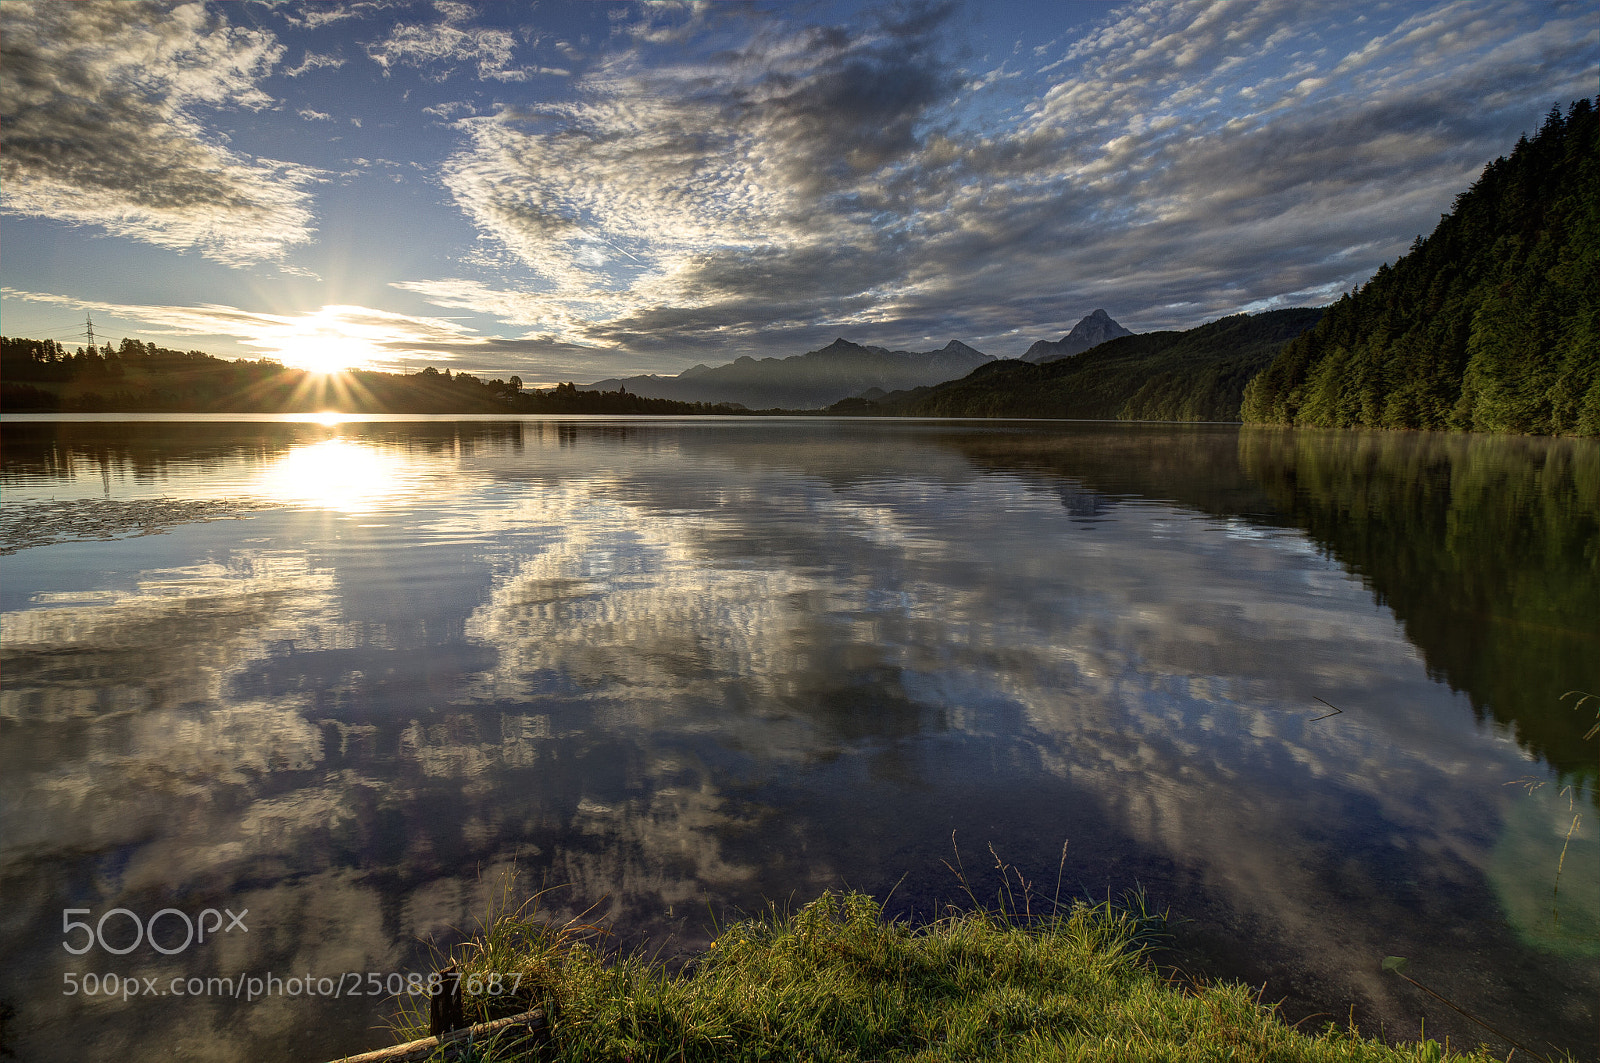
[833,308,1321,420]
[1242,99,1598,434]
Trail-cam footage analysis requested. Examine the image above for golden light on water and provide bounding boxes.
[257,438,410,513]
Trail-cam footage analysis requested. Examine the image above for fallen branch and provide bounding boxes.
[330,1007,547,1063]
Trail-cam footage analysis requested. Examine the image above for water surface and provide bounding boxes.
[1,416,1595,1062]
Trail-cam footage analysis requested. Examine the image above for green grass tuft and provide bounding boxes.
[387,881,1532,1063]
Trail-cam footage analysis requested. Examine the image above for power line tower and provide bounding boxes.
[85,313,96,351]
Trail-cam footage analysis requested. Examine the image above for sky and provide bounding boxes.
[1,1,1594,383]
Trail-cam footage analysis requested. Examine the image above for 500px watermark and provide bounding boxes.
[62,907,247,956]
[62,970,527,1002]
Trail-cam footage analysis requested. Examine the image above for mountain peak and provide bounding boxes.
[1023,310,1134,363]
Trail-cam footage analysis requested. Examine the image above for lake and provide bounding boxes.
[0,416,1595,1062]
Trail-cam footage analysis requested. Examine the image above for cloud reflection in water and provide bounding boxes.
[0,421,1593,1062]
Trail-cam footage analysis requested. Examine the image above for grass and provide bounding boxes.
[387,874,1522,1063]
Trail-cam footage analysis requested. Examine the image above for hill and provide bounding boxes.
[0,337,747,415]
[582,338,993,409]
[1242,98,1599,434]
[1021,309,1135,362]
[831,308,1322,420]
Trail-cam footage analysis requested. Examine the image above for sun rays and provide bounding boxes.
[283,369,378,412]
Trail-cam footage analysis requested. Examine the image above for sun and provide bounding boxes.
[285,334,365,375]
[244,307,402,374]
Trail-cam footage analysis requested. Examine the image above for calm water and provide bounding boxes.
[1,416,1595,1062]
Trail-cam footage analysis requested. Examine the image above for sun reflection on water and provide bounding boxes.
[257,437,412,512]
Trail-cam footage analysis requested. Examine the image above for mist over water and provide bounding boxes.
[1,417,1594,1062]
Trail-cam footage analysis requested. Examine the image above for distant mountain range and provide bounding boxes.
[1021,309,1135,362]
[582,338,994,410]
[827,309,1323,420]
[581,311,1137,409]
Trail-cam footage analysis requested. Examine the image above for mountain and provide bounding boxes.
[828,308,1321,420]
[1021,309,1135,363]
[1242,98,1599,434]
[582,338,992,409]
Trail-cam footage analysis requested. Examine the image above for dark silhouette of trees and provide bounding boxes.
[0,337,746,415]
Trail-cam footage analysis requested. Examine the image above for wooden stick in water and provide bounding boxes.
[329,1007,548,1063]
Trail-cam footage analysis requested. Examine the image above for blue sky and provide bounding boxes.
[2,1,1594,382]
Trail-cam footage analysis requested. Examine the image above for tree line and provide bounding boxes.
[0,337,746,415]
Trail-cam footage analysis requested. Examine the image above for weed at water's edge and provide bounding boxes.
[388,871,609,1047]
[378,861,1544,1063]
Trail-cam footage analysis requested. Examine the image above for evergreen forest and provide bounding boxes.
[1242,99,1598,434]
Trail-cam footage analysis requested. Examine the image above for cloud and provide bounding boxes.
[428,2,961,354]
[285,51,346,77]
[391,278,560,330]
[414,0,1594,365]
[367,1,563,82]
[277,2,380,31]
[936,0,1599,330]
[387,278,698,376]
[422,100,480,120]
[0,1,320,266]
[9,1,1586,375]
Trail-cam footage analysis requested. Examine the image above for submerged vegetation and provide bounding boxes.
[385,883,1519,1063]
